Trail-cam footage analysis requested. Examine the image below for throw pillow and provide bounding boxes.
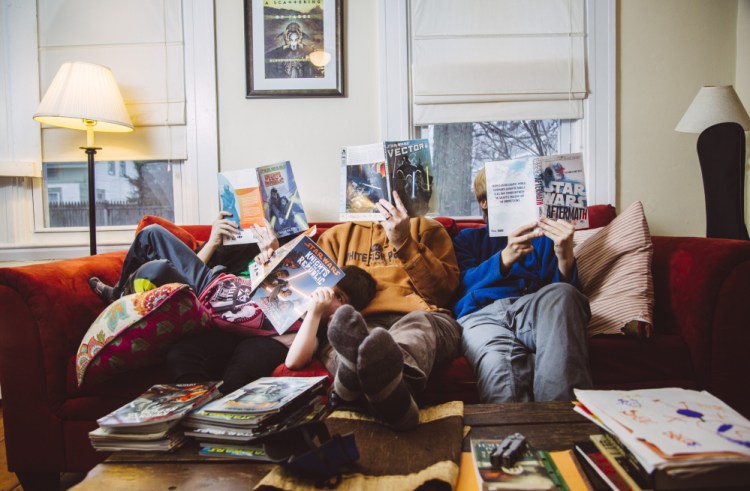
[76,283,211,388]
[573,201,654,337]
[136,215,197,251]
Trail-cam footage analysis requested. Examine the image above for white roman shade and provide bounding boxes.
[37,0,187,161]
[410,0,588,125]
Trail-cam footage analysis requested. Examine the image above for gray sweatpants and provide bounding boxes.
[320,310,462,395]
[459,283,592,403]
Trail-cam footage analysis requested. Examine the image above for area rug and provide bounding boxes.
[254,401,464,491]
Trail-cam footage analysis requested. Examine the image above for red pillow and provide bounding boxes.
[136,216,197,251]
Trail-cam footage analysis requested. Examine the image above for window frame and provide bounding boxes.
[1,0,219,258]
[377,0,616,210]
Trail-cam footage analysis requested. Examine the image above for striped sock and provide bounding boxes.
[357,327,419,431]
[327,305,368,402]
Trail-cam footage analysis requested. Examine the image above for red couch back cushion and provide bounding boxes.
[146,204,618,246]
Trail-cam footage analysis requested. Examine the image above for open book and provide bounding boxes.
[218,161,308,244]
[340,138,434,221]
[235,228,344,334]
[486,152,588,236]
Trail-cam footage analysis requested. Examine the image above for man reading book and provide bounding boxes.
[452,168,592,403]
[88,213,376,394]
[317,191,462,431]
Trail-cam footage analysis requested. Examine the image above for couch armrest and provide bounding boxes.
[0,251,124,471]
[652,236,750,413]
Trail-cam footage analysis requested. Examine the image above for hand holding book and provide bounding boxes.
[376,191,411,250]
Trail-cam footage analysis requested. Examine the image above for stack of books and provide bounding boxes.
[573,387,750,490]
[90,381,222,452]
[182,376,329,460]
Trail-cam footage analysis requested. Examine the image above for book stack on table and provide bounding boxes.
[573,387,750,490]
[182,376,329,461]
[90,381,222,452]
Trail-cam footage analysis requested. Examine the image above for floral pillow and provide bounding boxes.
[76,283,210,388]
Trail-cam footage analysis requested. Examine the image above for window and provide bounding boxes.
[378,0,615,217]
[42,160,175,228]
[419,120,567,217]
[0,0,218,256]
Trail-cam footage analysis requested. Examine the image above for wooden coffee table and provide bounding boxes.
[71,401,598,490]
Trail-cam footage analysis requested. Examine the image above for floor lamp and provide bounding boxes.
[33,61,133,255]
[676,86,750,240]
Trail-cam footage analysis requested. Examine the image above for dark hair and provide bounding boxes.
[336,265,376,311]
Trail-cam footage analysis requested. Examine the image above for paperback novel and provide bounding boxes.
[470,438,556,490]
[485,152,588,236]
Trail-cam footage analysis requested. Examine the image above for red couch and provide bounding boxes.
[1,205,750,490]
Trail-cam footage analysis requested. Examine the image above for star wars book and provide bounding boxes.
[209,376,328,414]
[340,138,434,221]
[485,152,588,237]
[218,161,308,244]
[470,438,556,490]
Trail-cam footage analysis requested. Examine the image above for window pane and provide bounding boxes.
[422,120,561,217]
[43,160,176,227]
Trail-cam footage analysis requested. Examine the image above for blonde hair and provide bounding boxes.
[474,168,487,204]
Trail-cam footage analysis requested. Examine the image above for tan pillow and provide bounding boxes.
[573,201,654,337]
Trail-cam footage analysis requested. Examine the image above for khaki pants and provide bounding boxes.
[320,310,462,395]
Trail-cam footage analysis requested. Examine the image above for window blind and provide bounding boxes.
[37,0,187,161]
[410,0,587,125]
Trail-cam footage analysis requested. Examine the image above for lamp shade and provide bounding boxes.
[675,85,750,133]
[33,61,133,133]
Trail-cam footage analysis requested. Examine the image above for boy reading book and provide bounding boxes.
[88,213,376,394]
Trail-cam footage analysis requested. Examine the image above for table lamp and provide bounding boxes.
[675,85,750,240]
[33,61,133,255]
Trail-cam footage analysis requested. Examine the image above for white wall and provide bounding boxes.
[215,1,748,234]
[737,0,750,226]
[618,0,739,236]
[215,0,381,222]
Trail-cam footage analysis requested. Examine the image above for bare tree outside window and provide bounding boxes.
[425,120,561,217]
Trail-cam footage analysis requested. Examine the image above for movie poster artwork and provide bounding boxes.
[262,0,325,80]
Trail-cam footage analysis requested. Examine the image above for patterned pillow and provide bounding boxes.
[573,201,654,337]
[76,283,211,387]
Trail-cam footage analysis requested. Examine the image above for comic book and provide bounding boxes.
[244,228,343,334]
[205,376,328,414]
[470,438,556,490]
[340,138,434,221]
[485,152,588,237]
[257,161,309,239]
[96,381,222,432]
[218,162,309,244]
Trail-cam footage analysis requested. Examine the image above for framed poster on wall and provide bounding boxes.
[244,0,344,98]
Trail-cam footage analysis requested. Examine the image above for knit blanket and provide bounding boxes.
[255,401,464,491]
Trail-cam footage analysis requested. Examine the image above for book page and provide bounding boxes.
[218,170,264,244]
[486,158,544,237]
[340,143,389,221]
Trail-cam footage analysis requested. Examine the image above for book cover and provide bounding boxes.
[590,434,652,490]
[340,139,433,221]
[485,152,588,237]
[384,138,434,217]
[96,382,222,431]
[199,443,271,461]
[575,440,635,490]
[218,169,265,244]
[470,438,556,490]
[539,153,588,229]
[548,449,596,491]
[257,161,309,239]
[209,376,327,414]
[485,157,544,237]
[250,234,344,334]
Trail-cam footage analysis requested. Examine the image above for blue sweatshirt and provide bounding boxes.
[452,226,580,319]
